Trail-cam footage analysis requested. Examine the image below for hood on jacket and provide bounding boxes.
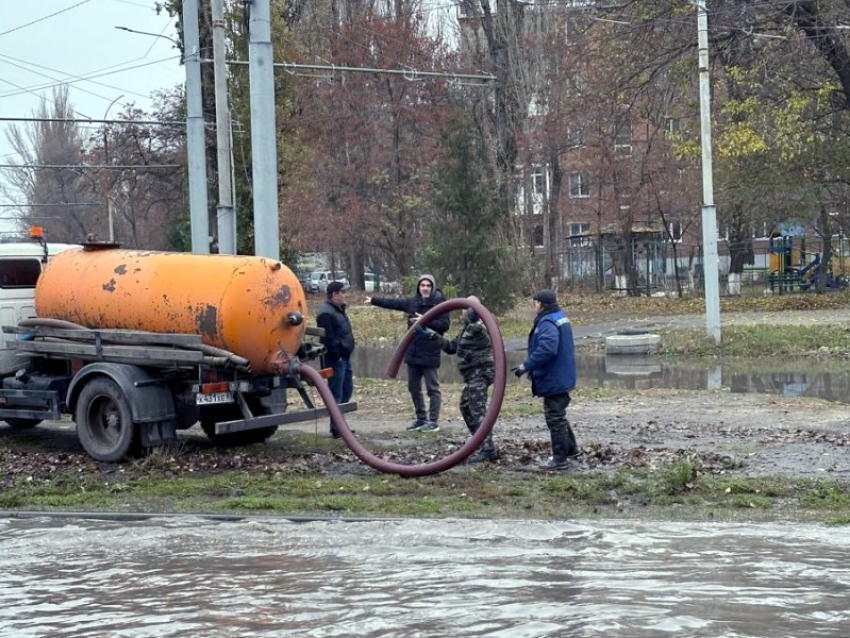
[416,274,437,299]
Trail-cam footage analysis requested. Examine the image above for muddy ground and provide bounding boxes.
[2,387,848,482]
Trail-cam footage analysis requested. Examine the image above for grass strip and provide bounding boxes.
[3,460,849,524]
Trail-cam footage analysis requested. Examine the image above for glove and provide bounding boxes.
[466,307,478,323]
[415,324,440,340]
[513,364,527,378]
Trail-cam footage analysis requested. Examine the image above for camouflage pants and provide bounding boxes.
[460,368,496,455]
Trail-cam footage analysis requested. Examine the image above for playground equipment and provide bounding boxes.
[768,234,848,293]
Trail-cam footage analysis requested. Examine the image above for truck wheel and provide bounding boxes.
[4,418,43,429]
[75,378,136,462]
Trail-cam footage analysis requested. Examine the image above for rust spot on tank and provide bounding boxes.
[114,264,127,275]
[196,304,218,340]
[264,285,291,307]
[102,279,116,292]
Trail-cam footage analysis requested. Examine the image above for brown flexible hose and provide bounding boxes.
[299,297,507,477]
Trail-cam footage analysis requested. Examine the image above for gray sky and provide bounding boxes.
[0,0,183,231]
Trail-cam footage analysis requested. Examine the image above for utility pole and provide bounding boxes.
[182,0,210,254]
[211,0,236,254]
[248,0,280,259]
[697,0,721,344]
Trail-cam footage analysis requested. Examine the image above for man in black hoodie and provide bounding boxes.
[317,281,355,438]
[367,274,450,432]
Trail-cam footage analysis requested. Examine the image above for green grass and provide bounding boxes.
[662,325,850,358]
[3,462,850,523]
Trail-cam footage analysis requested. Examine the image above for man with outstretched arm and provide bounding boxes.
[367,275,450,432]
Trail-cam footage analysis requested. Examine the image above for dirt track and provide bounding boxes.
[3,387,847,480]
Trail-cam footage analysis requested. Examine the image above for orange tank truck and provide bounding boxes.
[35,248,307,374]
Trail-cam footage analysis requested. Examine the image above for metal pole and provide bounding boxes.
[211,0,235,254]
[183,0,210,254]
[248,0,280,259]
[107,198,115,242]
[697,0,721,344]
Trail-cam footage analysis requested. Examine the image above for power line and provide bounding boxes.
[0,164,180,170]
[0,203,99,207]
[0,56,181,101]
[0,117,188,127]
[0,52,151,101]
[208,58,495,82]
[0,0,94,38]
[0,56,140,111]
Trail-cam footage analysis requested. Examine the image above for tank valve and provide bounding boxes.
[287,311,304,326]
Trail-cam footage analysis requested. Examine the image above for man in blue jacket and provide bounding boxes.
[514,289,579,470]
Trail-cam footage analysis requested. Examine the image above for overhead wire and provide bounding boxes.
[0,55,150,107]
[0,56,182,101]
[0,0,94,38]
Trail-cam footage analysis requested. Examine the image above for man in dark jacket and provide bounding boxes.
[367,274,450,432]
[515,289,579,470]
[317,281,355,438]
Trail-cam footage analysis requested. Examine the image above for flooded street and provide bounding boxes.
[354,348,850,404]
[2,516,849,637]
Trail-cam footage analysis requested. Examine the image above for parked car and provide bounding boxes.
[309,271,348,294]
[364,272,402,294]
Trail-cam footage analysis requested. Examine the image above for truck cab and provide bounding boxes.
[0,235,78,373]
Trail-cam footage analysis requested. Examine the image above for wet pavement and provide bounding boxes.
[354,348,850,404]
[1,516,848,637]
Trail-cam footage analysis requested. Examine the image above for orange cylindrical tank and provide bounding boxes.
[35,248,307,374]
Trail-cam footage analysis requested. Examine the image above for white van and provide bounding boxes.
[0,239,79,372]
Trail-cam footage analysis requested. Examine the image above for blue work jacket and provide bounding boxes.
[523,307,577,397]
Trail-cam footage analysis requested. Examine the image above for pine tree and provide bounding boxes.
[425,108,514,313]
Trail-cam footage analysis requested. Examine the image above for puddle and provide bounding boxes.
[1,516,848,637]
[352,348,850,404]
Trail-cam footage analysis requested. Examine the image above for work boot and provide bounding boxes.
[417,421,440,433]
[468,448,499,464]
[564,421,580,458]
[539,457,571,470]
[407,419,429,431]
[539,428,574,470]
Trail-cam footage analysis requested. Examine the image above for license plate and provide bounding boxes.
[196,391,234,405]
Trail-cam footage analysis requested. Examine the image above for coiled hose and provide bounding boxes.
[298,297,507,477]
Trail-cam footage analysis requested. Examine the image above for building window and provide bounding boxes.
[532,167,546,196]
[569,222,590,247]
[752,221,771,239]
[665,117,681,134]
[533,224,544,247]
[668,221,684,243]
[569,172,590,198]
[614,120,632,154]
[717,222,730,241]
[567,123,586,147]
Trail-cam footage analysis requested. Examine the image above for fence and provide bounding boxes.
[557,234,850,296]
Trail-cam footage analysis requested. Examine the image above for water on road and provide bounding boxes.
[1,516,848,637]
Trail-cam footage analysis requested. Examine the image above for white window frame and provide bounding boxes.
[569,222,591,247]
[569,172,590,198]
[667,221,684,243]
[614,120,632,155]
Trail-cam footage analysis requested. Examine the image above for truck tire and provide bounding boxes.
[4,418,43,429]
[75,377,136,462]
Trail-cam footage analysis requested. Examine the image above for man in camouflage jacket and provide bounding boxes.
[419,296,498,462]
